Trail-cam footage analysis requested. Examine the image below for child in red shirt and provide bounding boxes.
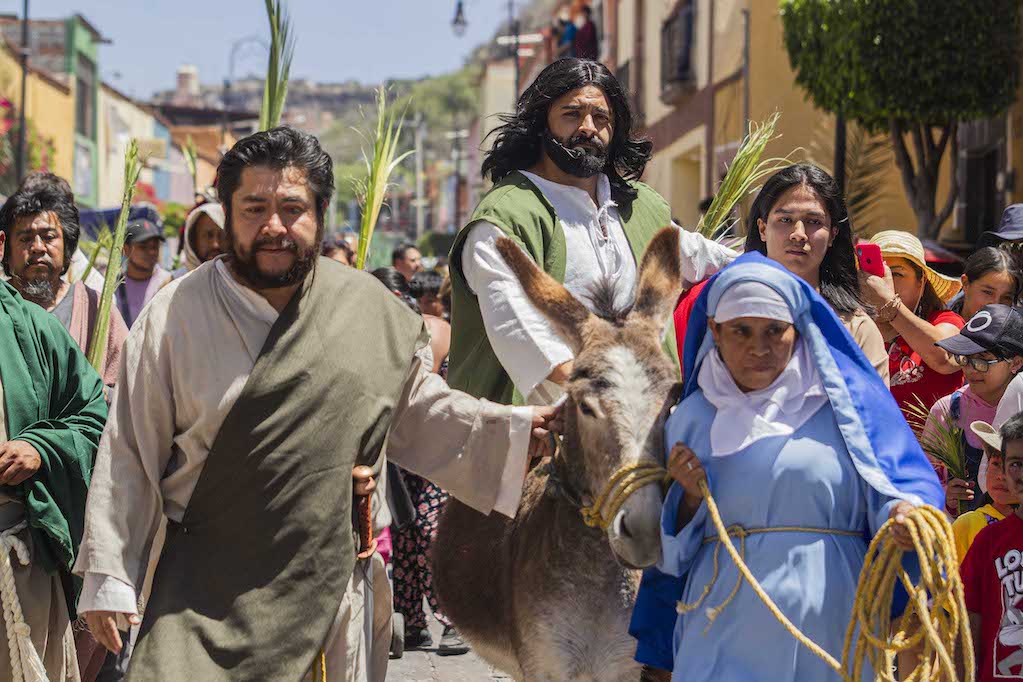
[962,412,1023,680]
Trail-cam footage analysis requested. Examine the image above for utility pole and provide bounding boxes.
[15,0,29,184]
[414,113,426,240]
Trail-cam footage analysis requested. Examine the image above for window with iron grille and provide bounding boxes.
[661,2,695,92]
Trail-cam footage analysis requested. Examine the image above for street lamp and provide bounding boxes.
[451,1,468,37]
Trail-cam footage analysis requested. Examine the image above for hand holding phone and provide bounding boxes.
[856,243,885,278]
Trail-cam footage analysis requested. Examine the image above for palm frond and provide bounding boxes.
[807,120,891,236]
[904,394,965,514]
[182,135,199,197]
[88,140,142,372]
[355,87,413,270]
[259,0,296,131]
[697,113,798,241]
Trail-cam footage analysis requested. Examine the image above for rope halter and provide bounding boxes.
[579,462,671,531]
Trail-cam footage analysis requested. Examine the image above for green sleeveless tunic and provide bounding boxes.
[127,260,425,681]
[447,171,678,404]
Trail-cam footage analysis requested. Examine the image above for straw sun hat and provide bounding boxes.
[870,230,962,303]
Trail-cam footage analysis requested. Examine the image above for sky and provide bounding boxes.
[20,0,510,98]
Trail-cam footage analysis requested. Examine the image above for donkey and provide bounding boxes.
[433,227,686,682]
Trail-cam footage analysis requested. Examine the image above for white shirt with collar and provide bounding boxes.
[462,171,737,404]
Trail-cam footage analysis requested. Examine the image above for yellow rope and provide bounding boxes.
[318,649,326,682]
[584,463,974,681]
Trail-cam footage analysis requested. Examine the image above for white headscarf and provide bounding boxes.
[698,281,829,457]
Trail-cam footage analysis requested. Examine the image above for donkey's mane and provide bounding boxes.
[584,277,634,326]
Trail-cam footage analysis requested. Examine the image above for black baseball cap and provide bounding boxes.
[936,304,1023,358]
[124,218,165,245]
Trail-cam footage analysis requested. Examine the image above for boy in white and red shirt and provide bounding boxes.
[963,412,1023,680]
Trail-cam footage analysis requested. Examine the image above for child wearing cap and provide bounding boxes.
[961,413,1023,681]
[951,421,1015,562]
[922,305,1023,516]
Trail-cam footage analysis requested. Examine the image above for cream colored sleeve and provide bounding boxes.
[386,344,532,517]
[849,311,891,387]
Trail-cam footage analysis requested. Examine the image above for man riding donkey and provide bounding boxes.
[75,126,556,681]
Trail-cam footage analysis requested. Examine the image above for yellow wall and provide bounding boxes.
[643,124,706,229]
[0,46,74,182]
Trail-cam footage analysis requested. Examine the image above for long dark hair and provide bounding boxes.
[744,164,865,315]
[481,58,652,205]
[0,172,80,277]
[952,246,1023,315]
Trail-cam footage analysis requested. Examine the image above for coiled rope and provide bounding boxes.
[584,462,974,681]
[0,522,48,682]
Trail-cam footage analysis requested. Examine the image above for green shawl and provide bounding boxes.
[0,280,106,612]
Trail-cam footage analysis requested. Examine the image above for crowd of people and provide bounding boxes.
[0,54,1021,682]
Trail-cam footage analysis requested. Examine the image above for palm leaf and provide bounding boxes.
[182,135,199,198]
[259,0,296,131]
[87,140,142,372]
[697,113,798,241]
[904,395,965,514]
[355,87,413,270]
[808,121,891,236]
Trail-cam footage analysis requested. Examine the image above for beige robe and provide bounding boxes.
[73,260,531,680]
[0,371,80,681]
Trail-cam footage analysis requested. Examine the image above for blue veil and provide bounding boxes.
[630,253,944,669]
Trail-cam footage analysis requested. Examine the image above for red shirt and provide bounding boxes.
[888,310,965,417]
[672,281,708,375]
[962,513,1023,681]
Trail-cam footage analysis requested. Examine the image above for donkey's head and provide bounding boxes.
[497,227,684,568]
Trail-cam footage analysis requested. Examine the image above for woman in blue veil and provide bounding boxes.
[630,253,944,680]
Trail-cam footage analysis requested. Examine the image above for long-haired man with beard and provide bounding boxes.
[449,58,737,407]
[74,126,555,680]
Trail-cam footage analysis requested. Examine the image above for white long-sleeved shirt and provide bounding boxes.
[462,171,737,403]
[75,259,532,617]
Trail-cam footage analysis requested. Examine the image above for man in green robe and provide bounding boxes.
[0,227,108,681]
[449,58,736,406]
[76,127,552,681]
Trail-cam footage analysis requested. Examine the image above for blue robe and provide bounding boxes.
[630,254,944,675]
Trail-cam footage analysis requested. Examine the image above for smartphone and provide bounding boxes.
[856,243,885,278]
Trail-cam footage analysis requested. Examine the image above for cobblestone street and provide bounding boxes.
[386,618,512,681]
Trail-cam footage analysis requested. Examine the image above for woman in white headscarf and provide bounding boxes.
[630,254,945,681]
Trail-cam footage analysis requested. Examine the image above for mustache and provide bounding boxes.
[254,237,298,252]
[548,132,607,159]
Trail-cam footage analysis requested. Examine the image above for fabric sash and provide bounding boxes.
[127,260,424,681]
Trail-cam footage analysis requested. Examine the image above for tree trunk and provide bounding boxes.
[888,120,959,240]
[834,112,847,195]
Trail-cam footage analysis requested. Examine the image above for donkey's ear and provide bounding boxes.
[496,237,593,352]
[632,227,683,335]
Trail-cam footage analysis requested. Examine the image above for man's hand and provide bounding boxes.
[527,405,561,466]
[0,440,42,486]
[85,611,141,654]
[888,501,917,551]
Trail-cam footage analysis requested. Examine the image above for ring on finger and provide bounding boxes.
[687,461,694,471]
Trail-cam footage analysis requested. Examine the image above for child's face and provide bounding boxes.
[987,449,1014,505]
[1002,440,1023,502]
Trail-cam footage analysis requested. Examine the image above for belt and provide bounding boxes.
[679,524,863,630]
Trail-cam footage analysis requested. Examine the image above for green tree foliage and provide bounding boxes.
[781,0,1021,238]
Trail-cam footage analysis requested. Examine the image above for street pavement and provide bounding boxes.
[386,617,512,681]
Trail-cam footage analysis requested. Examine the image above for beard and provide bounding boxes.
[12,260,59,306]
[543,130,609,178]
[228,233,318,290]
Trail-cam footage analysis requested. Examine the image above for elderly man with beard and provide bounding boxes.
[449,58,737,408]
[74,126,555,681]
[0,173,129,390]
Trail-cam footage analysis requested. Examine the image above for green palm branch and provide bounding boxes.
[87,140,142,372]
[259,0,296,132]
[904,395,965,514]
[355,88,414,270]
[182,135,199,198]
[697,113,797,241]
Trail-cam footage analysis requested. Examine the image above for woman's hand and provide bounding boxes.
[859,264,897,308]
[888,501,917,551]
[945,478,974,511]
[667,443,706,502]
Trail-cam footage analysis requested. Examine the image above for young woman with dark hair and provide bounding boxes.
[862,230,965,417]
[951,246,1022,321]
[673,164,889,384]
